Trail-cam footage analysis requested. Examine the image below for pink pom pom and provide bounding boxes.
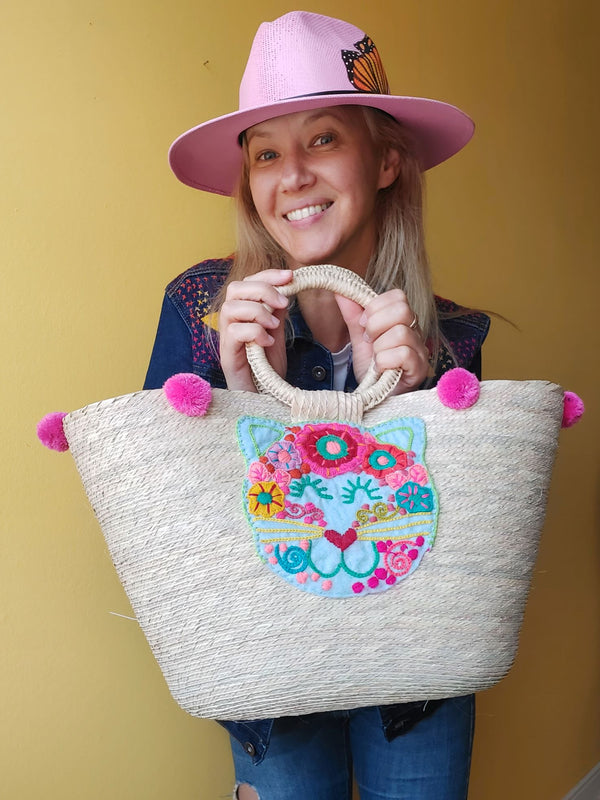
[437,368,480,409]
[561,391,584,428]
[163,373,212,416]
[37,412,69,452]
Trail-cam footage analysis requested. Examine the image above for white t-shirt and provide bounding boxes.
[331,342,352,391]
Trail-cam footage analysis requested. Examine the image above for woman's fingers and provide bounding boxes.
[338,289,430,392]
[372,341,430,389]
[221,271,291,329]
[370,324,428,364]
[359,289,415,341]
[237,269,292,306]
[334,294,377,382]
[224,321,277,348]
[221,300,282,338]
[219,269,292,390]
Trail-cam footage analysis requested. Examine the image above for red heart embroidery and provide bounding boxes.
[324,528,357,551]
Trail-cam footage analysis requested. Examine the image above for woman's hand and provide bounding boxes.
[219,269,292,391]
[335,289,431,394]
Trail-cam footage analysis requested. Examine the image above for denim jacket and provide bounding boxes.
[144,258,490,763]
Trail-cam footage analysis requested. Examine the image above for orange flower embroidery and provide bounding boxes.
[247,481,285,518]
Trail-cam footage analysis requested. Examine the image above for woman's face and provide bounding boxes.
[246,106,399,273]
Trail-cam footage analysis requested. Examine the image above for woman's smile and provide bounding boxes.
[284,201,332,222]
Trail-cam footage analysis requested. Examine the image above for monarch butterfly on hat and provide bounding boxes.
[341,36,390,94]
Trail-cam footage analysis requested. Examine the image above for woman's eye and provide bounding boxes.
[314,133,334,146]
[256,150,278,161]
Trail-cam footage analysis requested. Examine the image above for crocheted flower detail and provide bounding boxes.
[395,482,435,513]
[294,423,366,477]
[247,481,285,518]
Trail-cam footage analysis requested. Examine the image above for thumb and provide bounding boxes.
[334,294,365,342]
[334,294,374,382]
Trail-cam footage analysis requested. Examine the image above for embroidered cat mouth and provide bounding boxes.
[257,524,382,580]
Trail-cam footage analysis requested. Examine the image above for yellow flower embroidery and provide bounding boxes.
[247,481,285,518]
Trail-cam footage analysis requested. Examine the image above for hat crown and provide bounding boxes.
[239,11,389,109]
[169,11,474,194]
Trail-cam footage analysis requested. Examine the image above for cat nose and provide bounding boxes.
[324,528,357,551]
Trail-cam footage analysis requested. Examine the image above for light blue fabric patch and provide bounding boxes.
[237,416,438,598]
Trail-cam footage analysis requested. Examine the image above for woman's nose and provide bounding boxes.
[279,148,315,192]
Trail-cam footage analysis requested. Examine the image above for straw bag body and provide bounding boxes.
[61,267,564,720]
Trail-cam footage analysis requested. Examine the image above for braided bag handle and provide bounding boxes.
[245,265,402,422]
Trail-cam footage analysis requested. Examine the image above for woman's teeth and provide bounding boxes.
[285,202,331,221]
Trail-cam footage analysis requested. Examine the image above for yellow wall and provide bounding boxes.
[2,1,598,798]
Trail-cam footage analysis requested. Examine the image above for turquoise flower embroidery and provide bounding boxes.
[395,481,434,513]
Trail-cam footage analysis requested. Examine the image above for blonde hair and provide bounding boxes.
[360,107,438,357]
[213,105,441,362]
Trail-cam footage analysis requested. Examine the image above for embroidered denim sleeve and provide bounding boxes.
[144,258,231,390]
[144,293,195,389]
[435,297,490,380]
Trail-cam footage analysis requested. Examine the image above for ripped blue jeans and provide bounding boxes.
[231,696,475,800]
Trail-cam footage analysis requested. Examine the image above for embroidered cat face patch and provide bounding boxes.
[237,417,438,598]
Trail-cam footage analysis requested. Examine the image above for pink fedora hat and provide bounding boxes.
[169,11,474,196]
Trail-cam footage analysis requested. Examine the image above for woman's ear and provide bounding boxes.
[377,147,402,190]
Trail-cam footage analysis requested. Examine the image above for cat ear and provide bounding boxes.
[368,417,427,460]
[237,416,287,465]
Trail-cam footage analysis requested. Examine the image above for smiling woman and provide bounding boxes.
[143,10,489,800]
[244,107,397,271]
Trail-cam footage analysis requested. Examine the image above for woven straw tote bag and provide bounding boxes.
[50,265,568,720]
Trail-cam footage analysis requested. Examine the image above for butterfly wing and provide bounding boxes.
[341,36,390,94]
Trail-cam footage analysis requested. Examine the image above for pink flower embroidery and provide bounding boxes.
[363,443,411,478]
[273,469,292,487]
[266,440,302,470]
[248,461,270,483]
[385,469,409,489]
[408,464,429,485]
[294,423,366,477]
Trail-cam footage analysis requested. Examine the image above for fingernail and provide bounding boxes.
[359,313,367,327]
[363,332,372,343]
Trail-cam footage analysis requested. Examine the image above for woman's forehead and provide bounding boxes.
[246,106,367,141]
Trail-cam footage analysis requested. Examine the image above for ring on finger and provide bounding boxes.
[409,313,419,330]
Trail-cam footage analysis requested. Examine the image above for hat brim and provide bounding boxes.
[168,93,474,196]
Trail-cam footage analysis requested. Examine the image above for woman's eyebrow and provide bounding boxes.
[246,122,277,138]
[302,110,344,125]
[245,128,270,144]
[247,110,346,143]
